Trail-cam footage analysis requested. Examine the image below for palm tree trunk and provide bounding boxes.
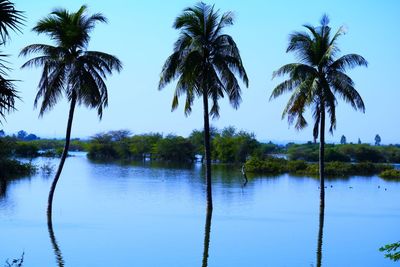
[47,92,77,221]
[319,105,326,209]
[202,208,213,267]
[202,91,213,211]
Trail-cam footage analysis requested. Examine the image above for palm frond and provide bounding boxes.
[0,0,25,43]
[330,54,368,72]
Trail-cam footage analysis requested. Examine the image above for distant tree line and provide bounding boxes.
[287,143,400,163]
[86,127,281,163]
[245,157,393,177]
[0,135,85,158]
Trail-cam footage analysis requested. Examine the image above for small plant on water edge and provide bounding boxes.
[40,161,55,176]
[4,253,24,267]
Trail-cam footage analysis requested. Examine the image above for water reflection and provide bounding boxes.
[202,209,212,267]
[47,218,65,267]
[316,200,325,267]
[0,177,7,199]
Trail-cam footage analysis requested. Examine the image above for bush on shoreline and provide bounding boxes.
[379,169,400,180]
[287,143,400,163]
[0,159,36,178]
[245,157,393,177]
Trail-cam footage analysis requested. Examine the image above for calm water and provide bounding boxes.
[1,153,399,267]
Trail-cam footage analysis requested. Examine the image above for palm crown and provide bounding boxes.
[20,5,122,118]
[271,15,367,140]
[0,0,24,121]
[159,2,248,117]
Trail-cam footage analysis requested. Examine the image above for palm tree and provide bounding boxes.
[159,2,248,211]
[0,0,24,122]
[20,5,122,220]
[270,15,367,208]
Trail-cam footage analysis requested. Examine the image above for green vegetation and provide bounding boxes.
[0,137,36,178]
[0,158,36,178]
[212,127,259,163]
[380,242,400,262]
[287,143,400,163]
[86,127,271,164]
[245,157,393,177]
[159,2,249,210]
[0,136,86,159]
[153,135,196,162]
[87,131,161,161]
[20,5,122,220]
[375,134,382,146]
[379,169,400,180]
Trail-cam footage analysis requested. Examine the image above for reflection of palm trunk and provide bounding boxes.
[47,93,76,221]
[47,217,65,267]
[316,198,325,267]
[202,209,213,267]
[0,177,6,198]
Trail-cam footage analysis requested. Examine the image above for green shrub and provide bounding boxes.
[287,160,308,172]
[14,142,39,157]
[245,157,394,177]
[287,143,319,161]
[153,135,195,162]
[245,157,287,174]
[0,159,36,178]
[379,169,400,180]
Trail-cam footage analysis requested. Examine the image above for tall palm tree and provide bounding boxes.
[270,15,367,208]
[159,2,248,211]
[20,5,122,220]
[0,0,24,122]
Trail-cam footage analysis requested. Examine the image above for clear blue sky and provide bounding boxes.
[3,0,399,144]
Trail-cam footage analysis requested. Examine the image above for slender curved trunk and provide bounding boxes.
[47,92,77,221]
[47,216,65,267]
[319,104,325,209]
[202,91,213,211]
[316,197,325,267]
[202,208,213,267]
